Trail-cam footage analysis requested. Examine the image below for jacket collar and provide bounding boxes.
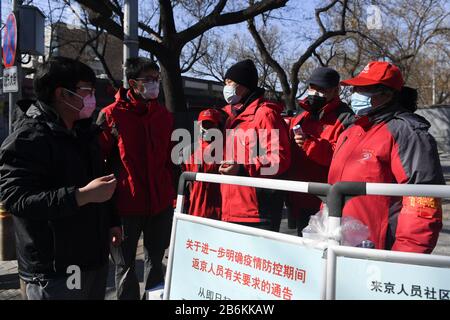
[18,99,99,138]
[22,100,68,134]
[114,87,151,115]
[227,96,264,129]
[230,87,265,117]
[354,102,406,130]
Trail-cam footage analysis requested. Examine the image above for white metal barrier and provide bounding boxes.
[326,182,450,300]
[164,172,331,300]
[164,175,450,300]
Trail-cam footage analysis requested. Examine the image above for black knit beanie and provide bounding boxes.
[224,59,258,90]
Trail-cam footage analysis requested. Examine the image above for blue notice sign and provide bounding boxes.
[335,256,450,300]
[168,218,325,300]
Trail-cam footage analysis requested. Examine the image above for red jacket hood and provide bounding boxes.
[223,92,285,118]
[115,87,134,103]
[264,100,285,114]
[238,97,285,118]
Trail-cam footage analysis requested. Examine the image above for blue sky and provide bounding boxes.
[2,0,320,47]
[1,0,321,79]
[3,0,448,82]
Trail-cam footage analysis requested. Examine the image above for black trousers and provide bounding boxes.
[110,207,173,300]
[25,264,108,300]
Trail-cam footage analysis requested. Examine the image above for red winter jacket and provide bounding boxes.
[221,95,291,223]
[97,88,175,217]
[182,140,221,219]
[328,105,444,253]
[287,97,353,215]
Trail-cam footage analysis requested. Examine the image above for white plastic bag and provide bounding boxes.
[301,205,369,247]
[340,216,369,247]
[301,205,330,242]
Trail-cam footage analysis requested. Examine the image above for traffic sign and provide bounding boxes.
[2,13,18,68]
[3,66,19,93]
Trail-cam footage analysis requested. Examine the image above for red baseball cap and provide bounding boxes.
[198,109,222,126]
[340,61,404,91]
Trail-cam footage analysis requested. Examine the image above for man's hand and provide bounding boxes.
[76,174,117,207]
[110,226,123,247]
[294,134,306,148]
[219,161,240,175]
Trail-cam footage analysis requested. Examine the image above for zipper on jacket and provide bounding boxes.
[334,127,370,182]
[333,135,348,159]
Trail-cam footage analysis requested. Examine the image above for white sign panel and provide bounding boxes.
[167,216,325,300]
[3,66,18,93]
[335,256,450,300]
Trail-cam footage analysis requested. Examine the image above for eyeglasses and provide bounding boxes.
[135,76,161,83]
[76,86,96,96]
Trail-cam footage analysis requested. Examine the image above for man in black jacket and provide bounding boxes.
[0,57,121,300]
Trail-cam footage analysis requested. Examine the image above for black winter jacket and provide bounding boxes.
[0,100,119,281]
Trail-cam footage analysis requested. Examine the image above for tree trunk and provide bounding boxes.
[159,51,187,113]
[278,82,293,111]
[286,91,298,111]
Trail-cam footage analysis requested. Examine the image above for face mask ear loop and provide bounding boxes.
[62,89,83,112]
[63,101,82,112]
[64,88,84,100]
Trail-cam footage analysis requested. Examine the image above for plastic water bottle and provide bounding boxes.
[292,124,304,136]
[357,240,375,249]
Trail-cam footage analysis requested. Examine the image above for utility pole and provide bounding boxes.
[8,0,22,134]
[123,0,138,89]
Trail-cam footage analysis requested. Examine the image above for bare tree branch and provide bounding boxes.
[313,50,326,66]
[180,34,206,73]
[159,0,178,39]
[288,0,348,108]
[315,0,340,34]
[247,17,291,99]
[75,0,166,57]
[72,0,289,112]
[178,0,288,45]
[139,22,163,43]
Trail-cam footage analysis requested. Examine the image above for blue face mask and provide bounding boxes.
[350,92,374,115]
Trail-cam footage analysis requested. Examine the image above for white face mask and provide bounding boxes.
[63,89,96,119]
[223,85,241,105]
[141,81,159,100]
